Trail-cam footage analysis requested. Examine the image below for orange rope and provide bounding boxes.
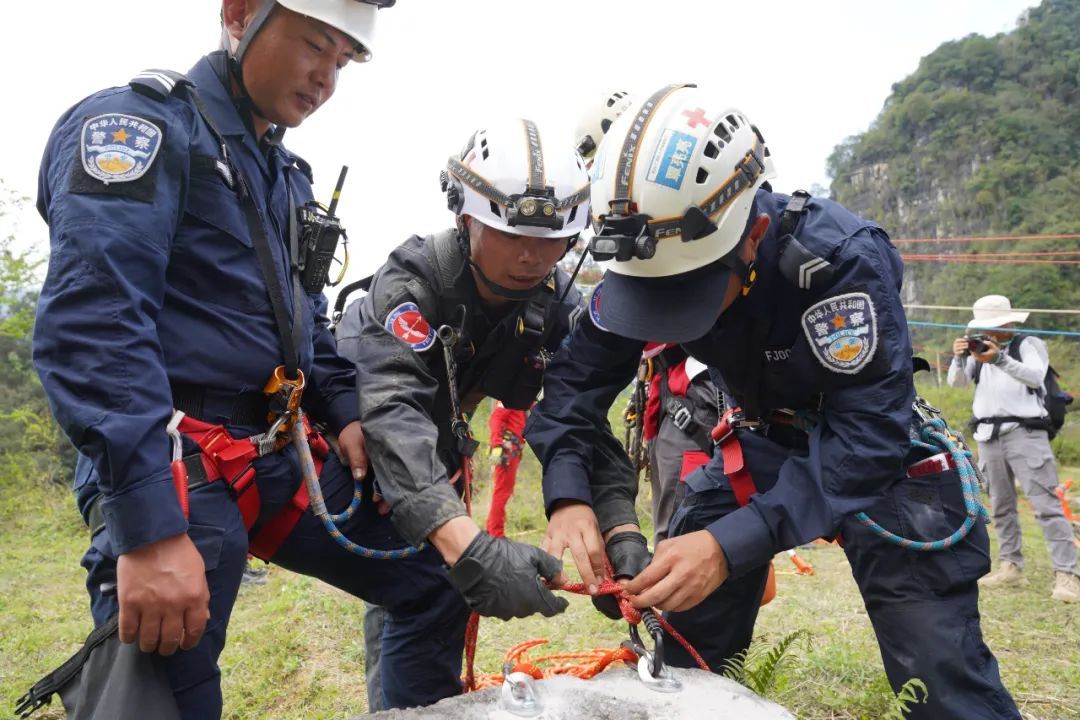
[462,576,710,693]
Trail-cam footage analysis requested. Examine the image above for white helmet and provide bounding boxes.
[587,84,777,342]
[440,118,591,240]
[231,0,394,64]
[574,90,635,166]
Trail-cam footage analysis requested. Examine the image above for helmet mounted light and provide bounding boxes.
[587,83,766,268]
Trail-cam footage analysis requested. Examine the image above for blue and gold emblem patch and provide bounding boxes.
[801,292,878,374]
[80,113,162,184]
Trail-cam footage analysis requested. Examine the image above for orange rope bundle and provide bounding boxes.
[462,576,710,693]
[470,639,640,690]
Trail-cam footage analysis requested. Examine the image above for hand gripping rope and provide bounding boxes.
[854,402,990,551]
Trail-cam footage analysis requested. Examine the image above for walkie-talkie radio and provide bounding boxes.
[297,165,349,294]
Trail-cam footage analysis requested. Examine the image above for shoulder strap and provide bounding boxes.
[778,190,810,237]
[185,84,303,377]
[129,69,191,101]
[428,228,467,293]
[776,191,836,292]
[1008,333,1027,362]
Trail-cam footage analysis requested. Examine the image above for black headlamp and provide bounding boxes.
[506,187,563,231]
[588,213,657,262]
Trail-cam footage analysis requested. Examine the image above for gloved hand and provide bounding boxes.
[448,531,570,621]
[592,531,651,620]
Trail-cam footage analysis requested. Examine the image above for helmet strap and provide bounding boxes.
[457,220,547,301]
[223,2,278,134]
[740,259,758,296]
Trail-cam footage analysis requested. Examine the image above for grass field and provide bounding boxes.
[3,418,1079,719]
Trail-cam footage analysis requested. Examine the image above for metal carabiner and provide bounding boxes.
[627,610,682,693]
[499,663,544,717]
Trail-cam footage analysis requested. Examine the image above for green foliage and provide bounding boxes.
[0,183,74,488]
[883,679,929,720]
[828,0,1080,334]
[829,0,1080,464]
[722,629,809,698]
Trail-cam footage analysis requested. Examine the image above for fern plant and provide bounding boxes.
[721,629,809,697]
[883,678,928,719]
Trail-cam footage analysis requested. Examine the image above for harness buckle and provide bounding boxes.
[672,406,693,431]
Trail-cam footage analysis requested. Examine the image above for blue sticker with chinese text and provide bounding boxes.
[645,129,697,190]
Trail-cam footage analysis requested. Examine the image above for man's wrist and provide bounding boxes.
[602,523,641,543]
[429,515,481,566]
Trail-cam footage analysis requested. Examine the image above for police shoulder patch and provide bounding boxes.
[80,113,163,184]
[385,301,436,352]
[801,291,877,375]
[589,279,610,332]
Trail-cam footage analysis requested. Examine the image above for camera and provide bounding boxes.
[966,334,991,354]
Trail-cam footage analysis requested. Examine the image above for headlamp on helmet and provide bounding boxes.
[441,118,590,240]
[588,213,655,262]
[586,84,769,278]
[506,187,562,231]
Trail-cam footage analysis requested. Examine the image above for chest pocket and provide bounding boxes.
[170,163,271,314]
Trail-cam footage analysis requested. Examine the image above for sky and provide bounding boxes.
[0,0,1037,298]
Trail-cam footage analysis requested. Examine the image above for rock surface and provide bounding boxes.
[356,667,795,720]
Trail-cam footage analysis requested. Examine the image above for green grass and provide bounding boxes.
[3,421,1079,719]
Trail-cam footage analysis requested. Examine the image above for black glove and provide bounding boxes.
[447,532,569,621]
[592,531,652,620]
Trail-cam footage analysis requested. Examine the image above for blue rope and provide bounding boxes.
[907,320,1080,337]
[313,511,424,560]
[292,420,424,560]
[855,417,990,551]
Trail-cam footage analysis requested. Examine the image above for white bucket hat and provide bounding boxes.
[967,295,1029,329]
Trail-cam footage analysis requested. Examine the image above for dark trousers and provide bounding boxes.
[664,431,1020,720]
[81,451,468,719]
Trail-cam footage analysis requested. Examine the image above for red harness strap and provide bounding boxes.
[177,415,262,529]
[174,414,327,561]
[709,408,757,508]
[248,419,327,561]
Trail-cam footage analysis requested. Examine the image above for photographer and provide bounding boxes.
[948,295,1079,602]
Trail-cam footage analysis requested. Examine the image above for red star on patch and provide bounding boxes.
[831,313,846,330]
[112,128,130,143]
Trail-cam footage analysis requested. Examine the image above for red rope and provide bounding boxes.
[900,257,1080,265]
[893,233,1080,244]
[459,427,708,694]
[901,250,1080,258]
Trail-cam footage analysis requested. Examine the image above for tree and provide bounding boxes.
[0,182,74,487]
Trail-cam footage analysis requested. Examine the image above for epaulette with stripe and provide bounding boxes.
[776,190,836,292]
[129,69,191,101]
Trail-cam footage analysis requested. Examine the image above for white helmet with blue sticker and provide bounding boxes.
[588,84,777,279]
